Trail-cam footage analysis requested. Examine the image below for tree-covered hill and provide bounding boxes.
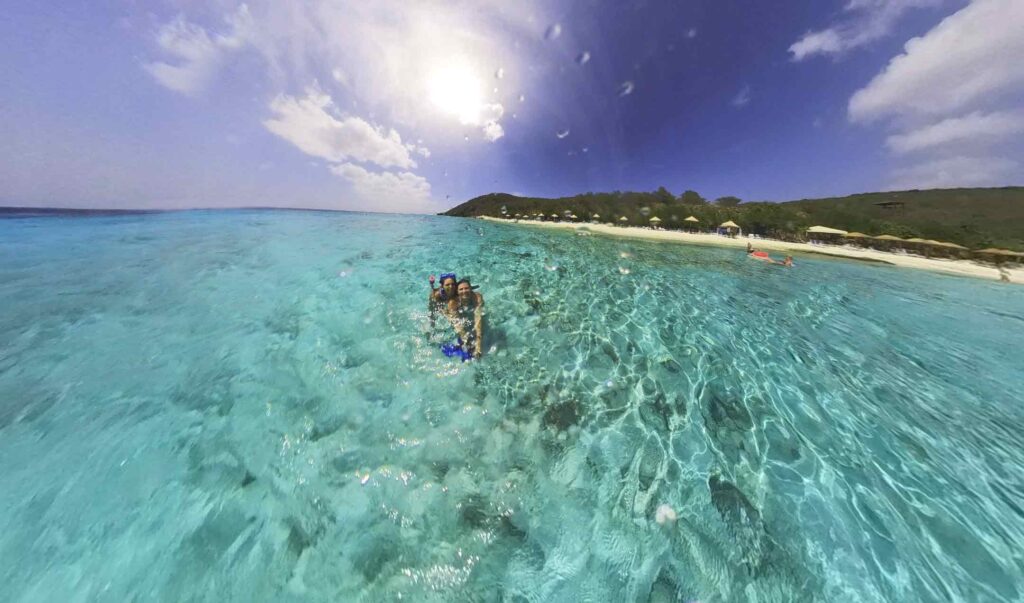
[442,187,1024,251]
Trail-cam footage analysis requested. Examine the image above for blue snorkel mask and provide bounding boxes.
[438,272,457,300]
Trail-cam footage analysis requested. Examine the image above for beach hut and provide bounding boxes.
[807,225,848,245]
[871,234,904,252]
[807,226,848,235]
[926,240,968,258]
[649,216,662,229]
[719,220,741,238]
[903,237,935,257]
[974,248,1022,265]
[842,232,868,247]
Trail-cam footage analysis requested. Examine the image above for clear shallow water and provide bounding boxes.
[1,211,1023,602]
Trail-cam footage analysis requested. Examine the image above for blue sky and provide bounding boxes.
[1,0,1022,213]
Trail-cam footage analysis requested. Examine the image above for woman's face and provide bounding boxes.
[442,278,456,296]
[457,282,472,298]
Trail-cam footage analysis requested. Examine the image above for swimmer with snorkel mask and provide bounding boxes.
[428,272,458,329]
[427,273,485,360]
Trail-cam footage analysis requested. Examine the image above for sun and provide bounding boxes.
[428,61,484,125]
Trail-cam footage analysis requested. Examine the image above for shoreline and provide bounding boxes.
[480,217,1023,284]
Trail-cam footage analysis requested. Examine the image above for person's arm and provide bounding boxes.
[427,275,439,328]
[472,294,485,357]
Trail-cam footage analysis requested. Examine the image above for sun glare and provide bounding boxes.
[428,62,484,125]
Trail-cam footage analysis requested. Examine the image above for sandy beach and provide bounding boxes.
[482,216,1024,284]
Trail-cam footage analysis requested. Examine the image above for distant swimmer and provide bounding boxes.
[445,278,485,359]
[748,250,793,266]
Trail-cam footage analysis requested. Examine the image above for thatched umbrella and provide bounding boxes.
[872,231,905,247]
[619,216,629,223]
[684,216,699,223]
[807,225,848,235]
[807,225,847,245]
[844,232,867,238]
[975,248,1023,264]
[649,216,662,229]
[719,220,741,237]
[929,240,967,250]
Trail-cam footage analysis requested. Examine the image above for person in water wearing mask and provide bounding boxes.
[428,272,458,329]
[445,278,485,359]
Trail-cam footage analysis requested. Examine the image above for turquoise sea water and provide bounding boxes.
[1,210,1023,602]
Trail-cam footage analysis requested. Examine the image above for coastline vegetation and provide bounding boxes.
[443,187,1024,252]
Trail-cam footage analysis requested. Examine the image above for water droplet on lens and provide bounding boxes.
[464,135,470,141]
[640,206,651,217]
[495,67,504,79]
[556,129,570,139]
[518,94,525,103]
[493,87,499,93]
[545,23,562,40]
[582,146,589,153]
[575,51,591,65]
[618,81,635,96]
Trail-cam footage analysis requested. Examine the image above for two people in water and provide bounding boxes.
[747,242,793,267]
[428,272,485,359]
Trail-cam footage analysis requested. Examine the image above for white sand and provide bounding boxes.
[480,217,1024,284]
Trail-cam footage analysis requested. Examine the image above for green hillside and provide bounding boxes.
[442,187,1024,251]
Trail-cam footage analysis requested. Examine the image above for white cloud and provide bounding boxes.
[789,29,843,61]
[789,0,940,61]
[144,5,253,96]
[731,85,751,108]
[885,111,1024,154]
[239,1,535,141]
[842,0,1024,189]
[263,86,417,169]
[483,121,505,141]
[329,162,433,211]
[888,155,1018,189]
[849,0,1024,122]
